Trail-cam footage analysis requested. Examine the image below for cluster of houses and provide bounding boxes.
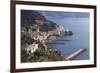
[22,20,72,55]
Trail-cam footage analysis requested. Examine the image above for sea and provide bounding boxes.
[47,17,90,60]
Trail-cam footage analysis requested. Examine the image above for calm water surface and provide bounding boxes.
[47,17,90,60]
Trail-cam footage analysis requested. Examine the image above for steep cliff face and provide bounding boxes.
[21,10,46,25]
[21,10,58,32]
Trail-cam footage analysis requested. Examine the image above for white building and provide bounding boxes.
[24,44,39,54]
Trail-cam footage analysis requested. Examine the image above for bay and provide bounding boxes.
[47,17,90,60]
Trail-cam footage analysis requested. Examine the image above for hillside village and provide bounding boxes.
[21,10,73,62]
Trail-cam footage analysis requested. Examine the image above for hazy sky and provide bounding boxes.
[37,10,90,19]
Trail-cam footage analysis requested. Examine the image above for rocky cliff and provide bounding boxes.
[21,10,58,32]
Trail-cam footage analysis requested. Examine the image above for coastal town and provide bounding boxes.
[21,10,87,62]
[21,20,73,62]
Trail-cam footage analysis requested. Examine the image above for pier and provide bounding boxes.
[65,48,86,60]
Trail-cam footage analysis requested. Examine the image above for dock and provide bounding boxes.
[65,48,86,60]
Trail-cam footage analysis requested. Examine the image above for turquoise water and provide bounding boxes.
[47,17,90,60]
